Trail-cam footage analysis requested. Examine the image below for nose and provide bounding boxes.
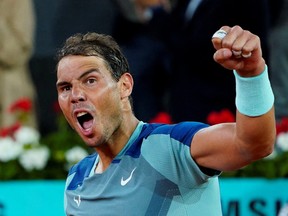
[71,85,86,103]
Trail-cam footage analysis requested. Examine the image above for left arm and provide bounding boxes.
[190,25,276,171]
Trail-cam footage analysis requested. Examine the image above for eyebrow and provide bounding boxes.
[56,68,99,88]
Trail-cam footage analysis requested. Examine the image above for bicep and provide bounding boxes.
[190,123,249,172]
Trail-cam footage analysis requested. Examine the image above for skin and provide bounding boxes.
[57,25,276,173]
[57,56,139,171]
[191,25,275,171]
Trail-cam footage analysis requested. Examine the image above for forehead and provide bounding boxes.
[57,55,110,78]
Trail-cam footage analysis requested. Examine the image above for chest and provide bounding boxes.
[65,155,180,216]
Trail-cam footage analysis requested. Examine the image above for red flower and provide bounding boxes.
[149,112,173,124]
[9,98,32,113]
[0,122,21,137]
[206,109,235,125]
[276,117,288,135]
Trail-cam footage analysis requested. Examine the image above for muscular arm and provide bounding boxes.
[190,26,276,171]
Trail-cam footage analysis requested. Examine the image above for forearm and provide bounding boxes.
[193,26,277,171]
[234,65,276,160]
[236,109,275,160]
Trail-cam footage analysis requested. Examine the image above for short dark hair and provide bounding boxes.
[56,32,130,82]
[56,32,133,108]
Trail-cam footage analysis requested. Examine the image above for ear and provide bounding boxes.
[119,73,134,99]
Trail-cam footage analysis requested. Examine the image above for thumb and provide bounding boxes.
[213,48,233,62]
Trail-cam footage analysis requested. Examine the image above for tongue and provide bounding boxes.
[83,119,93,130]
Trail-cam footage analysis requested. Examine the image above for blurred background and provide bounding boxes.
[1,0,288,215]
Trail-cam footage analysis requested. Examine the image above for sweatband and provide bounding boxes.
[234,65,274,116]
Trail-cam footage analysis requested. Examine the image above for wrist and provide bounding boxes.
[234,65,274,116]
[236,59,266,77]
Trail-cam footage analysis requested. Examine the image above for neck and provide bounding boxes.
[95,159,103,174]
[95,116,139,173]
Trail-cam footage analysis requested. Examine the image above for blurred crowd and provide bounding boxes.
[1,0,287,136]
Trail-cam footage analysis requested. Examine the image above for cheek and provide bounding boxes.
[58,92,69,102]
[60,108,74,129]
[94,93,122,121]
[93,85,120,110]
[58,98,71,119]
[58,97,66,112]
[107,99,122,120]
[102,90,120,109]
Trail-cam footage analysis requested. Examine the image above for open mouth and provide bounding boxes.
[76,111,94,130]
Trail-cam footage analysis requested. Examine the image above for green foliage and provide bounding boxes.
[221,152,288,179]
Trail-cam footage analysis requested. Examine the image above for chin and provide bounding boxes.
[83,136,101,148]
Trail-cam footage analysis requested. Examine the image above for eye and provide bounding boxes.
[62,85,71,92]
[86,78,97,85]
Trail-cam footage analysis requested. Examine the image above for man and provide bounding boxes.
[56,26,276,215]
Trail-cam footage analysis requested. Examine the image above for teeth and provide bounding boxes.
[76,111,88,117]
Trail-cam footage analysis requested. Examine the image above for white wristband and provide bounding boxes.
[234,65,274,116]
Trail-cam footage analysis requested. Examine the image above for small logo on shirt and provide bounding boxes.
[74,195,81,207]
[121,167,137,186]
